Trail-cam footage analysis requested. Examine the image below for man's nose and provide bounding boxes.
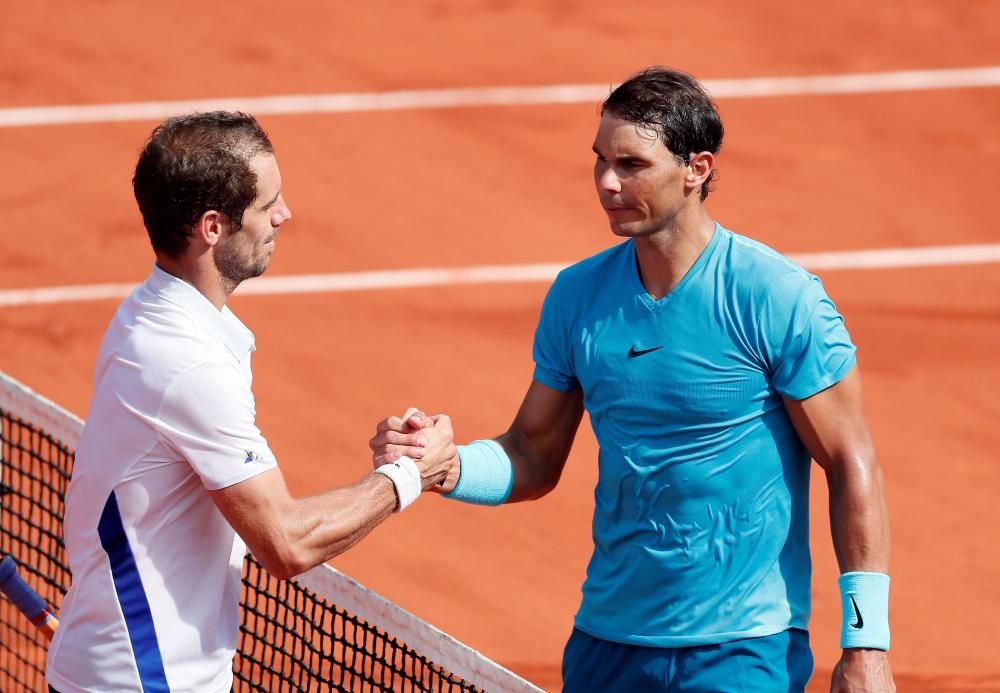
[273,204,292,225]
[596,166,621,194]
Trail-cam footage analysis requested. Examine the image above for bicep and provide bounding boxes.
[509,380,584,458]
[782,367,874,472]
[784,366,890,572]
[499,380,584,499]
[209,467,294,568]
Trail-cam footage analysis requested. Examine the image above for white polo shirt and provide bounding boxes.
[47,264,277,693]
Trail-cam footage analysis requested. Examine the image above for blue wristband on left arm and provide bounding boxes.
[839,571,890,650]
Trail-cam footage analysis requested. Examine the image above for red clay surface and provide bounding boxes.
[2,2,999,690]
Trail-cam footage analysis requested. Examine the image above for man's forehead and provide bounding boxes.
[250,151,278,175]
[248,156,280,210]
[594,115,663,149]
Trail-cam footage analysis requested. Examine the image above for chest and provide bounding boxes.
[571,302,772,424]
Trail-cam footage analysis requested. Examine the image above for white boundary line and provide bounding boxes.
[1,242,998,308]
[1,66,998,128]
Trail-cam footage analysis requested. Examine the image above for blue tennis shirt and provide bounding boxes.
[533,224,856,647]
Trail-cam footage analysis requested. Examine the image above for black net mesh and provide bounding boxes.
[235,559,481,692]
[0,408,72,693]
[0,405,485,692]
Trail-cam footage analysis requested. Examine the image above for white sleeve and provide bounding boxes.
[155,360,278,490]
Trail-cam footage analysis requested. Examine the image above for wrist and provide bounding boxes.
[840,647,889,656]
[373,456,422,512]
[839,571,890,651]
[443,440,513,505]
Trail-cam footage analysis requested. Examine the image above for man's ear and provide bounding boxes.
[685,151,714,193]
[192,210,227,247]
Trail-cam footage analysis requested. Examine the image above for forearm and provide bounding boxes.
[827,453,894,660]
[484,381,583,503]
[829,457,895,687]
[495,426,567,502]
[222,471,398,579]
[825,455,890,572]
[284,473,399,572]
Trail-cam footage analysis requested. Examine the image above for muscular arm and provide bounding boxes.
[782,367,889,573]
[210,418,455,580]
[783,366,894,691]
[496,380,585,502]
[209,468,398,580]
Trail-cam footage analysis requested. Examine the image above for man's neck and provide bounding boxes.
[632,207,716,300]
[155,255,230,311]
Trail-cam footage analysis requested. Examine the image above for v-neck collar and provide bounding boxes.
[629,223,722,311]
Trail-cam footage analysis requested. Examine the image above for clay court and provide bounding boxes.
[2,1,999,690]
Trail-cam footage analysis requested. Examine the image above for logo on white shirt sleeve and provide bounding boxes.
[244,450,265,465]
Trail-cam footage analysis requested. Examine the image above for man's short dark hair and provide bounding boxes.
[602,67,724,201]
[133,111,274,258]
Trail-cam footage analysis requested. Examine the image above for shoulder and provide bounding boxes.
[550,241,632,295]
[119,286,228,362]
[98,289,238,403]
[717,228,820,301]
[159,360,252,420]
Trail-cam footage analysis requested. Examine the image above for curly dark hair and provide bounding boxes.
[132,111,274,258]
[602,67,724,201]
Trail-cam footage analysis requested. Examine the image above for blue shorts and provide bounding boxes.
[562,627,813,692]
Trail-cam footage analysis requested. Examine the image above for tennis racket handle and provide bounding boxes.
[0,555,59,640]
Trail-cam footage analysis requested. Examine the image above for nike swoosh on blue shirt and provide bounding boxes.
[628,345,664,358]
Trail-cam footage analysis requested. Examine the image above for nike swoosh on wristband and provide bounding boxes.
[628,345,664,358]
[849,594,864,629]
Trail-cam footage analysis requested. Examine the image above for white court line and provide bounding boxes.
[1,243,998,308]
[1,66,998,128]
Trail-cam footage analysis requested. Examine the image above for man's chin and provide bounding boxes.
[249,260,270,278]
[609,222,639,237]
[236,259,271,282]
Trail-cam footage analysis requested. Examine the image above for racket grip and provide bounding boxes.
[0,555,59,640]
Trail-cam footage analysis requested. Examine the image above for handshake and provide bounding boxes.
[368,408,460,494]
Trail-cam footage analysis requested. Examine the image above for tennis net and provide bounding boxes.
[0,370,540,692]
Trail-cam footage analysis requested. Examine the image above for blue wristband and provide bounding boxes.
[443,439,513,506]
[839,571,890,650]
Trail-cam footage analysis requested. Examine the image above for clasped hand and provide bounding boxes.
[369,408,460,492]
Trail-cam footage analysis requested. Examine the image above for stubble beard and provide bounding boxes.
[214,240,269,296]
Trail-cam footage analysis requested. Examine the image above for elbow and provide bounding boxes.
[256,547,310,580]
[536,474,562,499]
[519,465,563,501]
[499,427,570,502]
[824,447,886,498]
[250,529,313,580]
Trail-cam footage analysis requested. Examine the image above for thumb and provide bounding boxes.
[401,407,430,430]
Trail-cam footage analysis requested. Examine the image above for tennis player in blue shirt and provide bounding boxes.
[371,67,894,692]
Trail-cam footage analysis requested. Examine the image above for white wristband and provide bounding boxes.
[374,456,422,512]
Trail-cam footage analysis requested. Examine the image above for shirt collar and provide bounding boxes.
[146,263,256,360]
